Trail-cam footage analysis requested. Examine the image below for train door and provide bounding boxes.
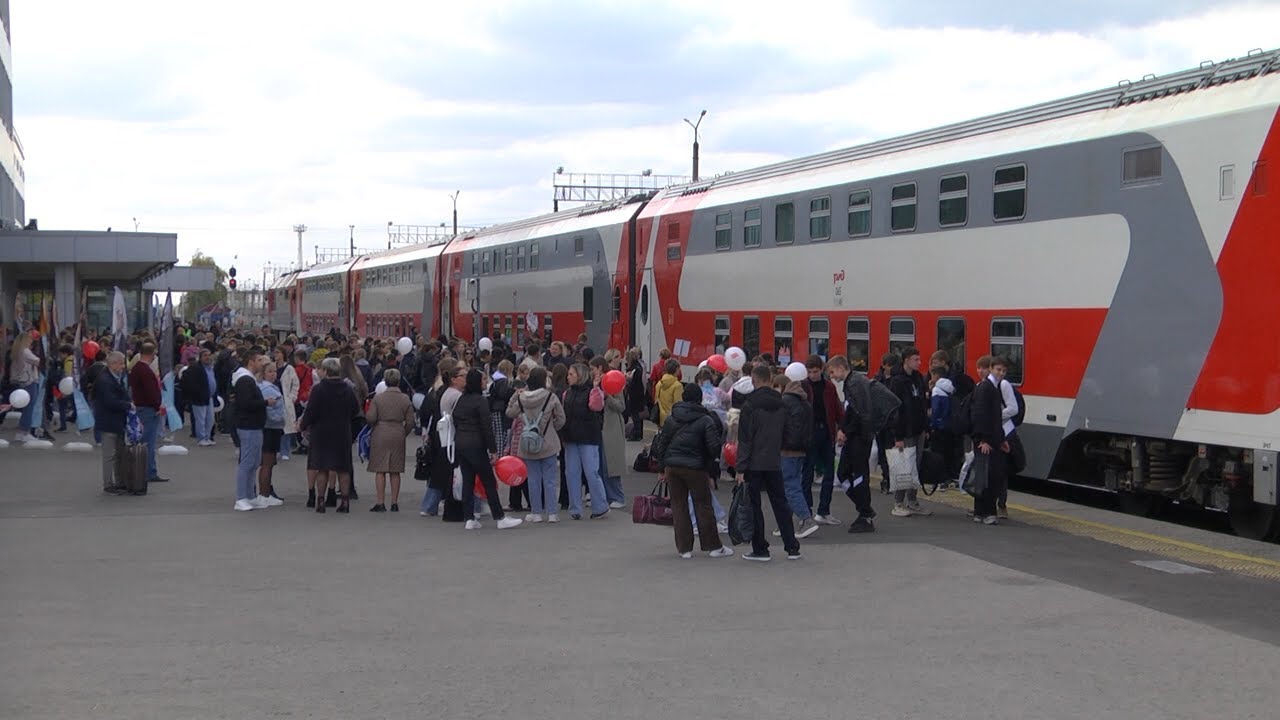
[635,266,657,370]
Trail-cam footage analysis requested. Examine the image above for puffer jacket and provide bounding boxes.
[560,382,604,445]
[738,386,785,472]
[453,392,496,453]
[781,381,812,455]
[652,401,722,472]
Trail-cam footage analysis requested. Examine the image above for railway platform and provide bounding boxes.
[2,419,1278,720]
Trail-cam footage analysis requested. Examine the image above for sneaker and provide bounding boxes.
[679,551,693,559]
[974,515,985,523]
[497,517,523,530]
[590,509,610,519]
[233,499,255,512]
[709,547,734,558]
[547,514,560,523]
[250,496,272,509]
[848,518,875,534]
[786,550,803,560]
[983,516,999,525]
[891,505,912,517]
[14,432,35,443]
[906,503,933,516]
[197,440,212,447]
[525,513,544,523]
[608,501,626,509]
[464,520,482,530]
[571,513,582,520]
[279,454,290,461]
[997,505,1009,519]
[795,518,820,539]
[259,495,284,507]
[814,514,842,526]
[742,552,771,562]
[716,521,729,534]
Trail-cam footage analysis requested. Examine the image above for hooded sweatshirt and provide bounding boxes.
[929,377,954,431]
[232,367,266,430]
[505,386,567,460]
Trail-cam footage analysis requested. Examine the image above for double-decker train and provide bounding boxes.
[279,49,1280,539]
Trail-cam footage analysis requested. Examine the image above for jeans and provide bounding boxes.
[57,396,73,429]
[564,442,608,516]
[235,429,263,501]
[524,455,559,515]
[420,485,443,515]
[17,381,37,431]
[781,455,812,519]
[747,470,799,556]
[667,466,723,554]
[101,431,125,489]
[803,426,836,515]
[136,407,160,479]
[192,403,214,442]
[457,447,504,521]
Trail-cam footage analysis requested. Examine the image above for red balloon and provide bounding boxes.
[601,369,626,395]
[723,443,738,468]
[494,455,528,486]
[473,476,487,500]
[82,340,100,361]
[707,354,728,373]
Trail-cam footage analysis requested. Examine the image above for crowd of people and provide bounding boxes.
[4,318,1023,559]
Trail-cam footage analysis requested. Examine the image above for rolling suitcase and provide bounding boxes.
[122,443,148,495]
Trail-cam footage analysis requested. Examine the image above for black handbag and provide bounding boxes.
[414,443,432,481]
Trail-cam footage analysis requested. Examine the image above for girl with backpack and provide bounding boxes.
[505,366,566,523]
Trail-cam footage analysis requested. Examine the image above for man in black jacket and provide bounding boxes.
[828,355,877,533]
[93,352,133,495]
[887,346,933,518]
[653,383,732,558]
[969,355,1009,524]
[738,364,800,561]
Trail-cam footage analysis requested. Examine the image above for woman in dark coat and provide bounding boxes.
[300,357,360,514]
[454,369,521,530]
[417,358,460,516]
[625,348,647,441]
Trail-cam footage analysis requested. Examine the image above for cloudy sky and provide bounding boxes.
[14,0,1280,286]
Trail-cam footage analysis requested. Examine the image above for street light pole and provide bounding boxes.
[349,225,355,258]
[449,191,460,236]
[684,109,707,182]
[293,224,308,270]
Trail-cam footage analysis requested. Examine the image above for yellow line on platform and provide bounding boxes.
[924,489,1280,581]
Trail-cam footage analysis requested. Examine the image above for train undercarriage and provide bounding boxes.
[1053,432,1280,542]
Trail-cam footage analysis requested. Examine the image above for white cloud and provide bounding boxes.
[11,1,1280,288]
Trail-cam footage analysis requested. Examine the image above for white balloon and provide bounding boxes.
[785,362,807,382]
[698,360,708,368]
[8,388,30,409]
[412,392,425,410]
[397,337,413,355]
[376,381,388,394]
[477,337,493,352]
[59,377,75,396]
[725,347,746,372]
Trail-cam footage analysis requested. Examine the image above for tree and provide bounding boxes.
[180,251,229,319]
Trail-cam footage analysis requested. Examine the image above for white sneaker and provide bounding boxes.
[250,496,272,509]
[814,514,842,526]
[15,432,35,443]
[609,501,625,509]
[679,551,693,559]
[709,547,734,558]
[234,499,255,512]
[464,520,482,530]
[547,514,560,523]
[525,513,544,523]
[891,505,912,517]
[259,495,284,507]
[497,517,523,530]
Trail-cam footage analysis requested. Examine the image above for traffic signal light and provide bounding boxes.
[229,278,237,290]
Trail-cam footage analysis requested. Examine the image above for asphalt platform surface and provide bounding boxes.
[2,422,1279,720]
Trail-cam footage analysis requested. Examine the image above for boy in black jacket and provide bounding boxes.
[231,349,276,512]
[738,365,800,561]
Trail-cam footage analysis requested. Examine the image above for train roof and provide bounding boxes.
[647,47,1280,207]
[447,195,651,253]
[351,239,449,273]
[297,257,360,281]
[268,270,300,291]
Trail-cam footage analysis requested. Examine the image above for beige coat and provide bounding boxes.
[366,387,415,473]
[281,364,301,434]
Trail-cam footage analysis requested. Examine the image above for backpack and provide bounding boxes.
[434,392,457,463]
[1011,385,1026,428]
[868,380,901,433]
[517,394,553,456]
[947,393,974,436]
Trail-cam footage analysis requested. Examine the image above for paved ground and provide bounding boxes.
[3,421,1280,720]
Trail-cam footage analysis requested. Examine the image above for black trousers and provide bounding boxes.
[875,428,894,488]
[838,437,875,520]
[746,470,799,556]
[973,448,1008,518]
[457,447,505,521]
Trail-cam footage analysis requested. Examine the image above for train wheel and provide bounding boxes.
[1118,492,1170,519]
[1227,494,1280,542]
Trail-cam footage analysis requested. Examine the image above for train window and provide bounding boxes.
[848,190,871,237]
[640,285,649,325]
[715,316,730,354]
[743,317,761,359]
[846,317,870,373]
[530,243,539,269]
[936,317,966,370]
[667,244,681,261]
[743,207,762,248]
[809,197,831,241]
[994,164,1027,221]
[808,317,829,360]
[939,174,968,227]
[890,183,917,232]
[574,236,584,256]
[516,245,526,271]
[774,317,793,365]
[1253,160,1269,197]
[889,317,916,358]
[482,316,490,338]
[583,287,593,322]
[991,318,1024,385]
[775,202,795,245]
[482,251,491,275]
[1123,145,1162,184]
[504,247,513,273]
[1219,165,1235,200]
[543,315,554,345]
[715,212,731,250]
[612,287,621,322]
